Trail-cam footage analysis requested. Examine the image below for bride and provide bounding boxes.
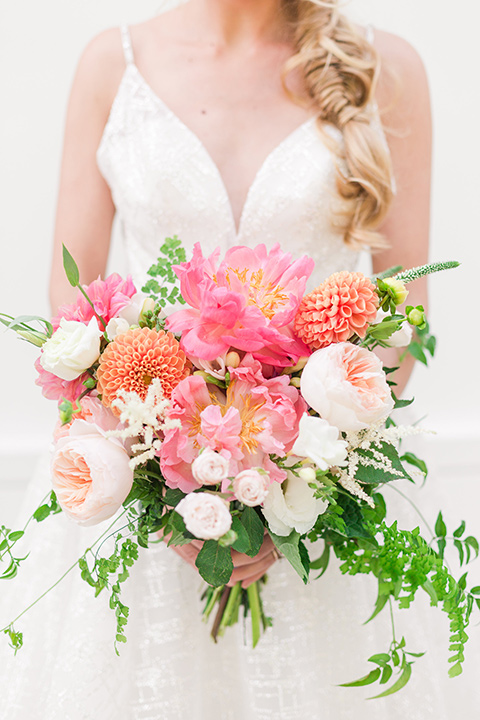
[2,1,460,718]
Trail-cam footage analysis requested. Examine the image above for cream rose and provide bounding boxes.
[176,493,232,540]
[300,342,394,432]
[374,309,413,348]
[233,469,269,507]
[105,292,148,341]
[262,471,327,536]
[192,448,230,486]
[41,317,102,380]
[292,414,348,471]
[51,419,133,526]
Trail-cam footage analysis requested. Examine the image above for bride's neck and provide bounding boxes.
[190,0,292,46]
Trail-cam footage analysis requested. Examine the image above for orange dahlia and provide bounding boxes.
[97,327,190,415]
[294,271,379,350]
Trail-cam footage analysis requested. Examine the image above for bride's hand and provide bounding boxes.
[164,533,279,589]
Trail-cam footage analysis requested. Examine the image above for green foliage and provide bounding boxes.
[0,312,52,344]
[79,535,139,654]
[268,530,309,584]
[33,491,62,523]
[62,244,80,286]
[141,236,187,311]
[354,441,413,486]
[195,541,234,587]
[0,525,28,580]
[3,625,23,654]
[394,260,460,284]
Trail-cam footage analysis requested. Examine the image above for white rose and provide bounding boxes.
[292,414,348,471]
[262,471,327,537]
[192,448,230,486]
[374,309,413,348]
[176,493,232,540]
[300,342,394,432]
[40,317,102,381]
[105,293,148,341]
[51,419,133,526]
[233,469,269,507]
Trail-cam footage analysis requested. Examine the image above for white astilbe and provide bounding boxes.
[108,379,180,468]
[337,471,376,508]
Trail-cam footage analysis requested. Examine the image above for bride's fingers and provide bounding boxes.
[227,549,278,587]
[230,535,276,568]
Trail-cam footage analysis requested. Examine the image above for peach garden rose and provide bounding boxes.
[300,342,394,432]
[51,419,133,526]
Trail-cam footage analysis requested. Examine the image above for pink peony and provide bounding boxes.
[52,273,137,331]
[159,354,306,493]
[300,342,394,431]
[54,395,120,441]
[166,243,313,367]
[35,356,88,404]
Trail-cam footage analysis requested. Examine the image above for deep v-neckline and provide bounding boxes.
[126,64,317,237]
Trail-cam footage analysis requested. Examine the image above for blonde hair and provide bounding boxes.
[283,0,394,250]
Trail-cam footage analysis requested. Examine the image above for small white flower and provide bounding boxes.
[262,471,327,537]
[176,493,232,540]
[375,309,413,348]
[292,414,348,471]
[233,468,269,507]
[105,317,130,341]
[41,317,102,381]
[192,448,230,486]
[105,293,148,341]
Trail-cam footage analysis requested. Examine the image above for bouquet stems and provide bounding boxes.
[204,579,267,648]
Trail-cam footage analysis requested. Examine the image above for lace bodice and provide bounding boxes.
[97,27,361,292]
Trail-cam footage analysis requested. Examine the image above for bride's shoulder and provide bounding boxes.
[369,28,430,121]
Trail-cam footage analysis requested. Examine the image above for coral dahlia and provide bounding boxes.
[96,327,189,415]
[294,271,378,350]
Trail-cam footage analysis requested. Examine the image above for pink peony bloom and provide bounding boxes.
[52,273,137,331]
[159,354,306,493]
[34,356,88,404]
[166,243,313,367]
[54,394,120,441]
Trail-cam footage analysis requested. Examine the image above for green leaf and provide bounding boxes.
[195,540,233,587]
[62,245,80,287]
[435,511,447,538]
[465,536,479,558]
[340,667,381,688]
[165,512,191,547]
[33,504,51,522]
[380,664,393,685]
[231,515,251,554]
[310,542,330,578]
[163,488,186,508]
[394,396,415,410]
[400,452,428,479]
[355,442,412,485]
[454,539,465,566]
[239,507,264,558]
[8,531,24,543]
[364,582,390,624]
[408,342,428,365]
[453,521,466,538]
[299,539,310,580]
[369,661,412,699]
[448,662,463,678]
[469,586,480,596]
[422,580,438,605]
[368,653,391,667]
[268,530,308,583]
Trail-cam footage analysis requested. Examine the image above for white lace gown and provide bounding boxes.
[1,25,477,720]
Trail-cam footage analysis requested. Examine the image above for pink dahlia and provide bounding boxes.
[52,273,137,331]
[166,243,313,367]
[159,354,306,493]
[294,271,379,350]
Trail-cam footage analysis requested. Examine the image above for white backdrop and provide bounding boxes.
[0,0,479,710]
[0,1,478,479]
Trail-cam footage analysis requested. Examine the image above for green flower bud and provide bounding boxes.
[58,399,74,425]
[383,278,409,306]
[407,307,426,327]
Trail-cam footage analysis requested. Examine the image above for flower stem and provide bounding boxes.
[210,586,232,643]
[218,581,242,636]
[247,581,261,648]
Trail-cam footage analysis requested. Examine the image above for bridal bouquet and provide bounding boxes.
[1,238,478,697]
